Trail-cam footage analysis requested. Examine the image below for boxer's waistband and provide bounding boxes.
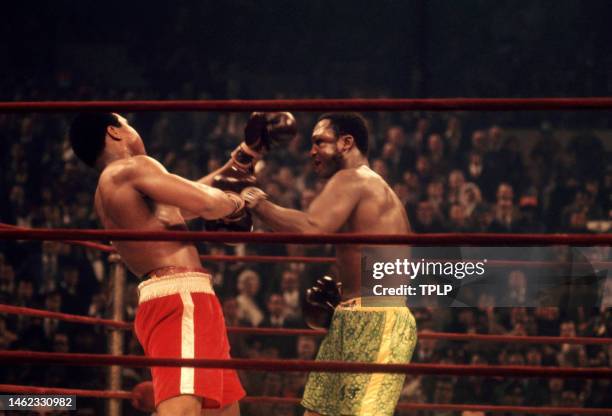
[138,267,214,304]
[338,296,408,310]
[142,266,211,279]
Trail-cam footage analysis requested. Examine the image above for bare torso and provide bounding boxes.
[334,166,411,299]
[94,158,202,277]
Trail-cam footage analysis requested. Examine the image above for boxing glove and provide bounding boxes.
[204,182,253,232]
[231,112,297,173]
[303,276,343,330]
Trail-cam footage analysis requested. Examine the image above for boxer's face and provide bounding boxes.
[108,113,146,156]
[310,119,344,178]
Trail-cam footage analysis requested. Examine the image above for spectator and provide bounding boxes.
[425,178,447,220]
[489,183,521,232]
[415,154,432,184]
[448,204,470,232]
[401,171,422,208]
[280,268,302,320]
[42,291,62,340]
[413,200,445,233]
[459,182,484,221]
[236,269,264,327]
[516,196,545,232]
[447,169,466,205]
[444,115,466,167]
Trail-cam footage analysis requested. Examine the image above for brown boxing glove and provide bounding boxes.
[302,276,343,330]
[231,112,297,173]
[204,152,255,233]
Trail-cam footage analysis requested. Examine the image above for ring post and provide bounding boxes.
[108,254,125,416]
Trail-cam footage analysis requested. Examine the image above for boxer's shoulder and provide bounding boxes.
[102,155,166,184]
[330,167,361,183]
[328,166,375,189]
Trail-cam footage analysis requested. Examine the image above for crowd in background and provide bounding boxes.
[2,1,612,414]
[0,100,610,415]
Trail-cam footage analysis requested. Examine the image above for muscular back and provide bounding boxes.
[94,157,202,277]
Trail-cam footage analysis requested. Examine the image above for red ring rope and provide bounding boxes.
[3,223,609,267]
[199,254,336,263]
[0,305,132,330]
[3,304,611,345]
[0,385,609,415]
[1,229,610,245]
[0,351,609,379]
[0,223,115,253]
[3,98,612,112]
[226,326,612,345]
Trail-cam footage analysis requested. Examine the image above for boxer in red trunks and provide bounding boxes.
[68,112,286,415]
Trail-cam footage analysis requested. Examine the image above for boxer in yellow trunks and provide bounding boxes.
[242,113,417,416]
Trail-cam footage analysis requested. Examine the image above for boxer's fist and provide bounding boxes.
[204,191,252,232]
[231,112,297,172]
[204,159,256,232]
[131,381,155,412]
[245,112,297,152]
[241,186,268,209]
[303,276,342,330]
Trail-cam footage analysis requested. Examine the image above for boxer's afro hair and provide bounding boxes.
[69,113,120,167]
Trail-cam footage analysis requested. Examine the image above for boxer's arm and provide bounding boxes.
[251,170,360,233]
[192,160,234,187]
[127,156,241,220]
[178,161,232,220]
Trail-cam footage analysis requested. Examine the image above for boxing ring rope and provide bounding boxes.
[1,385,610,415]
[1,228,611,245]
[198,256,612,268]
[225,327,612,345]
[3,97,612,112]
[199,253,337,263]
[0,223,333,262]
[3,303,611,345]
[1,351,610,379]
[0,223,116,252]
[3,223,610,267]
[0,304,132,330]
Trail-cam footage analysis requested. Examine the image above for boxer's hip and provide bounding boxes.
[138,266,214,304]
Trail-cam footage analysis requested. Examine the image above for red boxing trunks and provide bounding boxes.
[134,268,245,408]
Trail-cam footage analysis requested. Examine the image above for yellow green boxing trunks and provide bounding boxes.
[301,297,417,416]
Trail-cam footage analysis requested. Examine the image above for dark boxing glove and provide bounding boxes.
[231,112,297,173]
[303,276,343,330]
[204,183,255,232]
